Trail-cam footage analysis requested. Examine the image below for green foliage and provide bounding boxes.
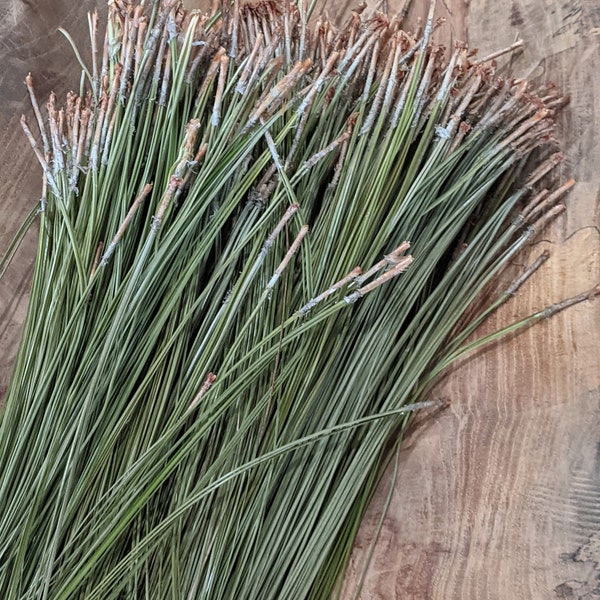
[0,1,575,598]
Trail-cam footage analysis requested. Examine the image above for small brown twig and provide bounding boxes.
[472,39,524,66]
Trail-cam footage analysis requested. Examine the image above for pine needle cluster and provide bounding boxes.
[0,1,591,598]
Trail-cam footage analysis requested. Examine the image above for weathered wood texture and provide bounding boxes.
[341,1,600,598]
[0,1,597,598]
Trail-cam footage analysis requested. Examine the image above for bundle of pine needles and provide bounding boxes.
[1,0,595,597]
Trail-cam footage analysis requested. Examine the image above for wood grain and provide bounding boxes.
[341,1,600,598]
[0,1,597,598]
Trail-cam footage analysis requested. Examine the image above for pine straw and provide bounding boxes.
[0,0,596,598]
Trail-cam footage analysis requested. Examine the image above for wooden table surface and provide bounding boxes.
[0,1,598,598]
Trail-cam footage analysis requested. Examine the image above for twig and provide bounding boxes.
[267,225,310,290]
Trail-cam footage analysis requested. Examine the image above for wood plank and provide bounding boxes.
[341,1,600,598]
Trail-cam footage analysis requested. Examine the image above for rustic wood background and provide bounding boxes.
[0,1,597,598]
